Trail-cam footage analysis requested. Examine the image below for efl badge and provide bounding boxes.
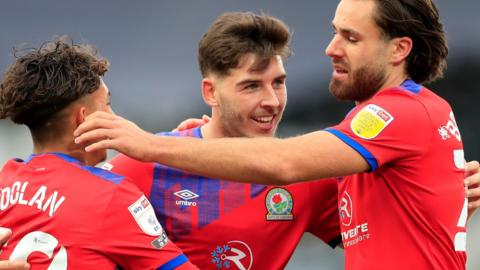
[350,104,394,139]
[128,195,165,236]
[265,188,293,221]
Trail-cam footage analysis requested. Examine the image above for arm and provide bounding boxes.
[74,112,369,185]
[0,229,30,270]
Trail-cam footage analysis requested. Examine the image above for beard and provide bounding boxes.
[217,94,281,138]
[218,101,247,138]
[329,61,386,102]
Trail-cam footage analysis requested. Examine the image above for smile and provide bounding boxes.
[252,115,274,124]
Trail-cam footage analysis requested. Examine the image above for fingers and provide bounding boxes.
[74,129,116,148]
[0,228,30,270]
[467,186,480,199]
[84,139,115,153]
[84,111,117,122]
[0,228,12,245]
[74,113,119,137]
[173,116,210,132]
[465,173,480,191]
[465,160,480,177]
[0,261,30,270]
[464,161,480,209]
[464,160,480,187]
[468,199,480,210]
[74,116,117,139]
[201,114,211,123]
[175,118,202,131]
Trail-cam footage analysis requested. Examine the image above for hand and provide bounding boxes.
[0,228,30,270]
[465,161,480,218]
[172,115,211,132]
[74,111,159,162]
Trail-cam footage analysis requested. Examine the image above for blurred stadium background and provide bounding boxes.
[1,1,478,269]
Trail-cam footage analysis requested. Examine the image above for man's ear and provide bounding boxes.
[202,77,219,107]
[74,106,88,128]
[389,36,413,65]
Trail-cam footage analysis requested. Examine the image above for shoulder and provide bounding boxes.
[156,127,202,138]
[77,165,125,185]
[42,153,126,186]
[353,87,432,125]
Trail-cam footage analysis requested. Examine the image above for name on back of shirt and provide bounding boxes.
[0,181,65,217]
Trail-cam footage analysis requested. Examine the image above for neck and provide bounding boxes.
[380,73,409,92]
[355,72,409,105]
[200,121,225,139]
[200,109,231,139]
[33,138,87,164]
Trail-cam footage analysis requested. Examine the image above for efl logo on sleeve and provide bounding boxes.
[350,104,394,139]
[128,195,165,237]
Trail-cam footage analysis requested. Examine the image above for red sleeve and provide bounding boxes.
[326,89,431,170]
[307,178,341,248]
[104,154,155,197]
[97,179,198,270]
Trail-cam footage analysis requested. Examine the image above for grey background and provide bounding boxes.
[1,1,479,269]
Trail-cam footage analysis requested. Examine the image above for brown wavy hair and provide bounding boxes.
[198,12,292,77]
[0,37,109,131]
[373,0,448,83]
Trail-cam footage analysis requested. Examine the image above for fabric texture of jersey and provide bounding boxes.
[326,80,466,270]
[107,127,341,270]
[0,153,197,270]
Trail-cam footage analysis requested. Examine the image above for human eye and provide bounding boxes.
[273,78,286,89]
[245,83,259,90]
[347,35,359,43]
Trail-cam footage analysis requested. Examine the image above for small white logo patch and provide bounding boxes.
[174,189,199,200]
[128,195,164,236]
[101,162,114,171]
[174,189,199,207]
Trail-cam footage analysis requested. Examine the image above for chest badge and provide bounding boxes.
[265,188,293,221]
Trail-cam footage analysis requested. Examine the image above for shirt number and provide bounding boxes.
[454,199,468,252]
[447,112,462,142]
[9,231,67,269]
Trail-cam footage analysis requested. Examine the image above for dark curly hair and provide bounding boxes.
[0,37,109,131]
[373,0,448,83]
[198,12,292,77]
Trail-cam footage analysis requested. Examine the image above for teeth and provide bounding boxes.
[253,116,274,123]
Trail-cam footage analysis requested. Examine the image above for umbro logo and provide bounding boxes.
[174,189,199,200]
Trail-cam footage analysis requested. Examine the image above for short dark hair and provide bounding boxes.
[373,0,448,83]
[198,12,292,77]
[0,37,109,130]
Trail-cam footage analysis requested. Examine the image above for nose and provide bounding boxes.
[260,86,281,108]
[325,34,343,59]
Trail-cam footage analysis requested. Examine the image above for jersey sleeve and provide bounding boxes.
[97,179,198,270]
[306,178,341,248]
[105,154,155,197]
[326,90,431,170]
